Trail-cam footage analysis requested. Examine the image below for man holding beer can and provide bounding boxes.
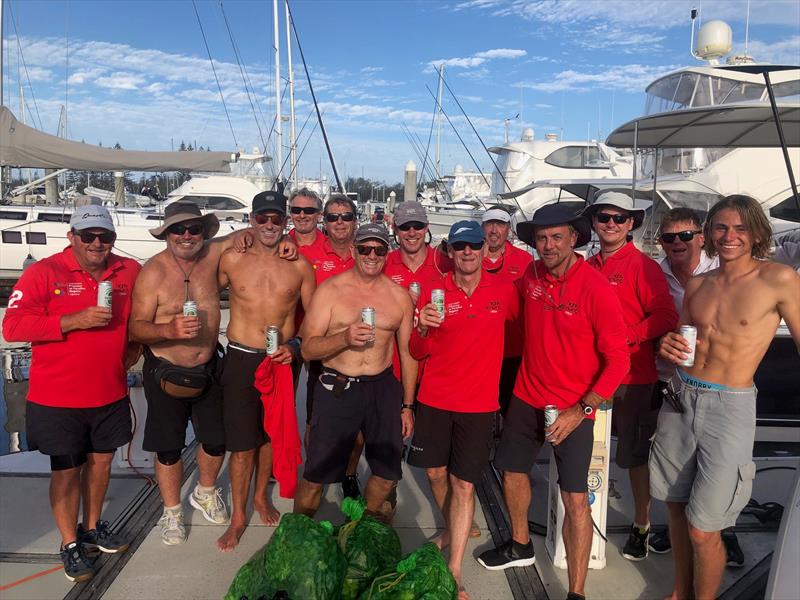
[477,204,629,600]
[582,191,678,561]
[294,224,417,519]
[406,220,519,597]
[654,196,800,600]
[3,207,141,582]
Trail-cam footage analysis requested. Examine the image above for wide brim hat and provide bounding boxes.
[516,202,592,248]
[581,190,650,230]
[149,202,220,240]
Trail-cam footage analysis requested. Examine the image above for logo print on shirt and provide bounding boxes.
[446,302,462,316]
[565,301,579,316]
[609,272,624,286]
[390,275,404,285]
[486,300,501,313]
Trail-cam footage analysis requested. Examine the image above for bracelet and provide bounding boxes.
[401,403,415,411]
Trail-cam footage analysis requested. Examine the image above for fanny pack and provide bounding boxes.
[147,346,223,399]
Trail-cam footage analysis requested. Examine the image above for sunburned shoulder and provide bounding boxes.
[759,259,799,284]
[140,251,170,277]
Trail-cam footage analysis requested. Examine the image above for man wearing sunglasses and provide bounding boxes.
[294,224,417,520]
[287,188,325,255]
[3,207,142,582]
[582,191,678,563]
[407,220,518,597]
[216,191,315,551]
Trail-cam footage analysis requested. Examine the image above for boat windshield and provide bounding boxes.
[658,190,724,213]
[177,195,246,211]
[643,71,800,114]
[639,147,735,177]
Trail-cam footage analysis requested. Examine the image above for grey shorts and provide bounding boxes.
[649,373,757,532]
[611,383,658,469]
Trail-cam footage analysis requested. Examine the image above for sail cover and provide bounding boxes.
[0,107,235,172]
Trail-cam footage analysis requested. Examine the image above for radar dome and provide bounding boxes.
[521,128,535,142]
[695,20,732,61]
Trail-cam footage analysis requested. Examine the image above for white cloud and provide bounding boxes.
[425,48,527,72]
[735,36,800,65]
[94,72,147,91]
[361,66,384,73]
[519,64,679,93]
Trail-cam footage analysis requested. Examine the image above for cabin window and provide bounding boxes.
[2,231,23,244]
[177,195,245,211]
[0,211,27,220]
[37,213,72,223]
[25,232,47,245]
[545,146,608,169]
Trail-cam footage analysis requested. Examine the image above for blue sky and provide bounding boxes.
[2,0,799,184]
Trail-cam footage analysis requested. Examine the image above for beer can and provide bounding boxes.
[431,289,445,320]
[182,301,198,317]
[409,282,421,296]
[544,405,559,429]
[361,307,376,327]
[679,325,698,367]
[266,325,280,355]
[97,281,113,308]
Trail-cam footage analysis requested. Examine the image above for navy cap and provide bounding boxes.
[252,190,287,215]
[448,220,484,244]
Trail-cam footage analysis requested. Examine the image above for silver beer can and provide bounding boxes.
[679,325,698,367]
[182,301,198,317]
[97,281,113,308]
[544,405,559,429]
[409,282,421,296]
[431,289,445,320]
[361,307,376,327]
[266,325,280,355]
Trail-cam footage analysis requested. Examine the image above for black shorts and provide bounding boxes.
[142,347,226,453]
[407,403,494,485]
[611,383,658,469]
[222,345,273,452]
[498,356,522,416]
[304,366,403,484]
[26,397,132,456]
[494,396,593,493]
[305,360,323,425]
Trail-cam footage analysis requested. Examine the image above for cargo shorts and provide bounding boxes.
[649,371,757,532]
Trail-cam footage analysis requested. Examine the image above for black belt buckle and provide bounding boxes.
[333,374,349,398]
[662,384,684,414]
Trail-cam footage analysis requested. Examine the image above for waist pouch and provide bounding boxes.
[147,345,224,399]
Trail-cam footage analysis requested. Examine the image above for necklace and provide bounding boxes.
[171,251,199,303]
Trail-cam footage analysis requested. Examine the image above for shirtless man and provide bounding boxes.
[294,224,417,516]
[130,202,296,547]
[216,191,315,551]
[654,195,800,600]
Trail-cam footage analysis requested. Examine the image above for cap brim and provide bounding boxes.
[581,203,647,230]
[516,217,591,248]
[149,212,220,240]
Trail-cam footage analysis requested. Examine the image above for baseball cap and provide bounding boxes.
[481,207,512,224]
[448,220,484,244]
[355,223,391,246]
[69,206,115,232]
[252,190,287,216]
[393,201,428,226]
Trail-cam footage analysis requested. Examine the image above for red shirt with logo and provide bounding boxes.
[586,242,678,385]
[384,245,451,289]
[513,257,629,415]
[482,242,532,358]
[410,272,519,413]
[2,248,141,409]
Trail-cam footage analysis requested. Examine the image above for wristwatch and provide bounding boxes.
[579,400,594,417]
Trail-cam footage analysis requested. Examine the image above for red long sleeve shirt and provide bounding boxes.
[293,233,353,285]
[482,242,532,358]
[2,247,141,408]
[410,272,519,413]
[587,242,678,384]
[513,257,629,415]
[384,246,451,289]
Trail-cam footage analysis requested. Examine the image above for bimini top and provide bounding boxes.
[0,106,237,172]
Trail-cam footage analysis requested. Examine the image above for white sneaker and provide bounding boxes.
[158,511,186,546]
[189,486,229,524]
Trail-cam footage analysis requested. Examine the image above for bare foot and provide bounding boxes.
[217,521,246,552]
[469,520,481,538]
[458,587,470,600]
[254,499,281,526]
[433,529,450,551]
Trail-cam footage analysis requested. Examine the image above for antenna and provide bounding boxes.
[744,0,751,56]
[690,8,699,61]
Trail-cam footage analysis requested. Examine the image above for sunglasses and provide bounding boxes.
[252,213,286,226]
[660,230,702,244]
[290,206,320,215]
[74,230,116,244]
[397,221,427,232]
[595,212,631,224]
[167,223,205,236]
[325,212,356,223]
[450,240,484,252]
[355,244,389,257]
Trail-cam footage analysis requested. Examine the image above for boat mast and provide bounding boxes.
[1,0,5,201]
[273,0,283,184]
[435,64,444,181]
[285,0,296,187]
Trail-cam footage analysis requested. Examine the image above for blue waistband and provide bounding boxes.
[677,369,732,392]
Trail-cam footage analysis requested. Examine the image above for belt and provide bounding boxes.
[228,341,267,355]
[319,366,393,395]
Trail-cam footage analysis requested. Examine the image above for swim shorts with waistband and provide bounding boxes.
[222,343,274,452]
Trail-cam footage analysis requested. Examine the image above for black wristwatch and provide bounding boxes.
[401,403,415,412]
[579,400,594,417]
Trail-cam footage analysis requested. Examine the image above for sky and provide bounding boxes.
[2,0,799,185]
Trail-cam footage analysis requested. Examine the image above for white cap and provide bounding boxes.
[69,206,115,232]
[481,208,512,224]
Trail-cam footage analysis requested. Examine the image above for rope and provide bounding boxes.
[7,0,44,129]
[191,0,238,149]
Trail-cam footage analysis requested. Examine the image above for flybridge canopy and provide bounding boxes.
[606,102,800,149]
[0,107,236,172]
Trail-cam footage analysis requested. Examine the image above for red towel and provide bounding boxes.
[254,357,302,499]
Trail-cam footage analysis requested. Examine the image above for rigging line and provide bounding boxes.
[289,113,321,181]
[400,123,450,203]
[286,1,343,192]
[425,85,488,206]
[417,85,439,192]
[409,127,452,203]
[440,75,525,215]
[7,0,43,129]
[191,0,238,149]
[219,1,268,156]
[282,107,315,182]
